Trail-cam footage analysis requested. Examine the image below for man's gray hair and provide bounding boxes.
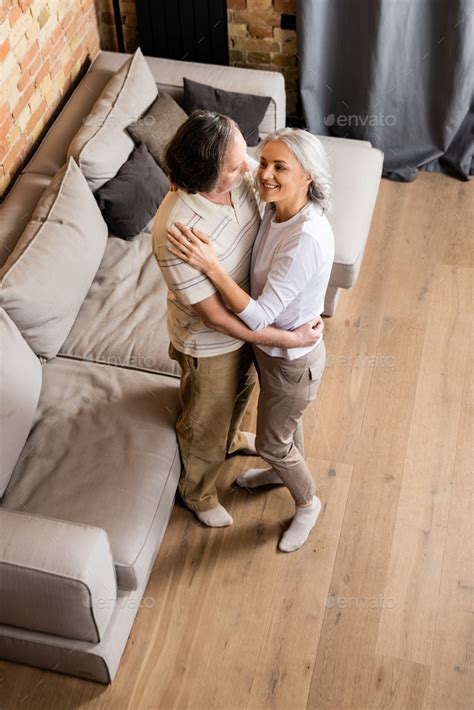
[164,110,239,194]
[257,128,332,213]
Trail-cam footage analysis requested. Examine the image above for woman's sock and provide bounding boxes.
[278,496,322,552]
[235,467,283,488]
[195,505,233,527]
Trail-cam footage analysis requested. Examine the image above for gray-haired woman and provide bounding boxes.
[168,129,334,552]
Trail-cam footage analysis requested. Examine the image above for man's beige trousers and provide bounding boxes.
[169,343,256,512]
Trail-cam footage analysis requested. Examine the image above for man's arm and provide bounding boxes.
[194,293,322,349]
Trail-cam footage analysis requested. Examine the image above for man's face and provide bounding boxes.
[213,130,250,194]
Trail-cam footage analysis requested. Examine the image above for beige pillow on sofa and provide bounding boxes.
[0,309,42,497]
[67,48,158,191]
[0,157,108,360]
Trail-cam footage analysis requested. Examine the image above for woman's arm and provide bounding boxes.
[167,223,251,313]
[193,293,323,349]
[237,232,322,331]
[168,222,323,332]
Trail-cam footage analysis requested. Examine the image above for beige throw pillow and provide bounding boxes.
[0,309,42,497]
[68,48,158,191]
[0,158,108,359]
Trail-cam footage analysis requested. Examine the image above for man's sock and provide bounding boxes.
[235,467,283,488]
[195,505,233,527]
[278,496,322,552]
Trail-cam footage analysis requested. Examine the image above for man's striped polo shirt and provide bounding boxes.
[152,174,261,357]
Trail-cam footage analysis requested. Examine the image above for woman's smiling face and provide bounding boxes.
[257,140,311,207]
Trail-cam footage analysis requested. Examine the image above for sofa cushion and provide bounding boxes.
[0,310,42,498]
[59,231,181,377]
[0,158,108,360]
[317,136,384,288]
[96,143,169,240]
[182,77,271,146]
[67,48,158,192]
[89,50,286,136]
[126,92,189,167]
[1,358,181,591]
[0,510,117,643]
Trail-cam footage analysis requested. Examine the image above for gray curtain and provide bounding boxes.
[297,0,474,181]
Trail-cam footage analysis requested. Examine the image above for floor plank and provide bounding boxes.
[375,265,472,666]
[306,315,426,710]
[367,655,430,710]
[423,334,474,710]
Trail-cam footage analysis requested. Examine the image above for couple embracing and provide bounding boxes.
[152,111,334,553]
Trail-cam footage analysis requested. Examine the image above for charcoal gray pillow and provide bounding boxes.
[182,77,271,146]
[95,143,169,240]
[126,93,188,167]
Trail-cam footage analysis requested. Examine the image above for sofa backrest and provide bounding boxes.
[20,50,286,182]
[1,50,286,262]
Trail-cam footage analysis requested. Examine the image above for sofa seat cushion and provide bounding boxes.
[317,136,383,288]
[67,48,158,192]
[0,310,42,497]
[0,158,108,360]
[1,358,181,591]
[59,231,181,377]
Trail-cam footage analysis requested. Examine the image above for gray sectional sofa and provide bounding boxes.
[0,49,383,683]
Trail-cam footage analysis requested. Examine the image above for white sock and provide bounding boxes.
[278,496,322,552]
[195,505,233,527]
[235,467,283,488]
[239,431,257,455]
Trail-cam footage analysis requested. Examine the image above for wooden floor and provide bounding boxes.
[1,172,472,709]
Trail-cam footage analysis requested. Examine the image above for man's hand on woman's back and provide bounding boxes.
[289,317,324,348]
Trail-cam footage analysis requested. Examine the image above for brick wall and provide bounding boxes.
[227,0,297,113]
[0,0,101,198]
[96,0,138,53]
[98,0,298,112]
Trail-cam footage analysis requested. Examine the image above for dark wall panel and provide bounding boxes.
[136,0,229,65]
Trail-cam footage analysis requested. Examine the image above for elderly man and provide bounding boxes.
[152,111,321,528]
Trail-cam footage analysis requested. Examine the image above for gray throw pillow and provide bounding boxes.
[96,143,169,240]
[182,77,271,146]
[126,93,188,167]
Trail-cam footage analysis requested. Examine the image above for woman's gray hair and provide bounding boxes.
[257,128,332,213]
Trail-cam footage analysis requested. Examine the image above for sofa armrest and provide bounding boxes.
[89,50,286,134]
[0,510,117,643]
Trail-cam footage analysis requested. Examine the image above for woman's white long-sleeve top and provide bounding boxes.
[238,201,334,359]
